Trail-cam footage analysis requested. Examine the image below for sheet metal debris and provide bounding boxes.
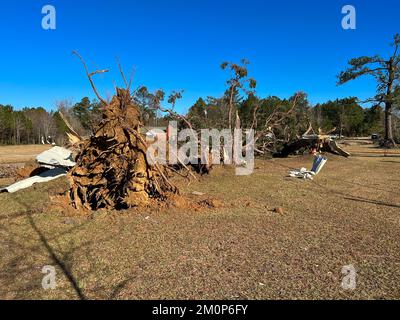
[0,146,75,193]
[0,168,67,193]
[36,146,76,168]
[289,155,327,180]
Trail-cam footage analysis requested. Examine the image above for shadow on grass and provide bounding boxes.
[0,210,91,299]
[0,192,94,300]
[343,196,400,209]
[337,179,399,196]
[351,154,400,158]
[0,195,142,300]
[312,181,400,209]
[26,211,86,300]
[274,157,399,204]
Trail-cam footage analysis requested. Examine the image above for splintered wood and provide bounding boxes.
[68,88,178,210]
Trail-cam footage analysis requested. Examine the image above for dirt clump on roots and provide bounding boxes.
[68,88,178,211]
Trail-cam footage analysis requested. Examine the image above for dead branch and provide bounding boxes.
[303,123,314,136]
[250,105,260,130]
[250,93,300,150]
[156,104,195,132]
[58,110,82,141]
[116,57,130,90]
[72,51,109,105]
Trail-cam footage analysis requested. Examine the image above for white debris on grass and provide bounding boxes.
[1,146,75,193]
[36,146,76,168]
[289,155,328,180]
[0,167,67,193]
[289,167,315,180]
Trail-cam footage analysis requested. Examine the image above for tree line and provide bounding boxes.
[0,98,101,145]
[0,92,392,146]
[1,34,399,147]
[187,94,386,137]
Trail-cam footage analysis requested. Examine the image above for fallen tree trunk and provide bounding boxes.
[274,136,350,158]
[274,139,313,158]
[326,140,351,157]
[68,88,178,211]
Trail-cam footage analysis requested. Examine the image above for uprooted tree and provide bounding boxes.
[68,52,178,210]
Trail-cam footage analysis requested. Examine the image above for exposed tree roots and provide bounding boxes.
[68,88,178,211]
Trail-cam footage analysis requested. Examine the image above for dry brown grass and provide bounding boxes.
[0,145,51,164]
[339,142,400,157]
[0,144,399,300]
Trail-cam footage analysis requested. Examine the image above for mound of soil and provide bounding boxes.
[16,165,49,179]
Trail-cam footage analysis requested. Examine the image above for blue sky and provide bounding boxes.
[0,0,399,113]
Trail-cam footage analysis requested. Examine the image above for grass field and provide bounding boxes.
[0,144,399,300]
[0,145,51,164]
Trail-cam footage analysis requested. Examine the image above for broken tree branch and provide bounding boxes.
[72,51,109,105]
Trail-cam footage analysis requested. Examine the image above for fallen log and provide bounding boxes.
[274,135,350,158]
[274,139,313,158]
[327,140,351,157]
